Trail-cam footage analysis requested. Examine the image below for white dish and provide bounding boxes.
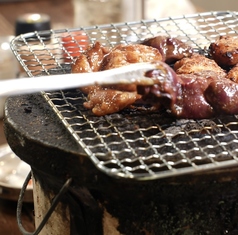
[0,144,33,202]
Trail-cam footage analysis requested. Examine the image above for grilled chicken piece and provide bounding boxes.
[72,42,110,73]
[142,67,238,118]
[174,53,227,78]
[84,88,141,116]
[138,63,179,110]
[209,35,238,68]
[72,42,163,116]
[227,64,238,83]
[72,42,109,94]
[72,37,238,118]
[142,65,238,118]
[140,70,220,119]
[72,42,162,74]
[174,72,218,118]
[205,78,238,115]
[141,35,193,64]
[101,44,162,70]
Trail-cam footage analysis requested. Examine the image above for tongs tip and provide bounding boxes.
[123,61,174,86]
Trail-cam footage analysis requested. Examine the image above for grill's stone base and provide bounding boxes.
[4,94,238,235]
[32,167,238,235]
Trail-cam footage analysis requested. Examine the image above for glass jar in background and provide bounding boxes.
[15,13,51,36]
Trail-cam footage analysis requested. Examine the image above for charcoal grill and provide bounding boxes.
[6,11,238,235]
[10,10,238,181]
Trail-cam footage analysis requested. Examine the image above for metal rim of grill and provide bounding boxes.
[10,11,238,180]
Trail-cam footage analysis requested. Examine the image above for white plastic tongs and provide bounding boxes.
[0,62,170,97]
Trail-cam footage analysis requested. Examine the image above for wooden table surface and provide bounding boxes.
[0,1,74,234]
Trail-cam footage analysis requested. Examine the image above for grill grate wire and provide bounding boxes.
[10,11,238,180]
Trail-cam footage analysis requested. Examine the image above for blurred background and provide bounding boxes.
[0,0,237,234]
[191,0,238,12]
[0,0,237,37]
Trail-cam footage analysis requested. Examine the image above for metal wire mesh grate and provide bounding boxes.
[10,11,238,180]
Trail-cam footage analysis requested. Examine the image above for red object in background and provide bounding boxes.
[62,32,89,62]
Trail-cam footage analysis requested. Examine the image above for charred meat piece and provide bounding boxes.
[209,35,238,68]
[205,78,238,115]
[174,53,227,78]
[141,35,193,64]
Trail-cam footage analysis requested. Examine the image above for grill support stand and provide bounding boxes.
[17,171,72,235]
[32,176,71,235]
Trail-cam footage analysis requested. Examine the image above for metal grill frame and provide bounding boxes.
[10,11,238,180]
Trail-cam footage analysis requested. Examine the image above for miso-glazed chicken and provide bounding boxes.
[71,35,238,119]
